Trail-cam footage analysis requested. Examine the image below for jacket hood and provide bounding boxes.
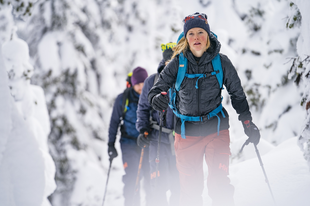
[185,32,221,65]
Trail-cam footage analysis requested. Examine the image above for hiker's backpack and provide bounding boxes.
[168,32,226,139]
[120,72,135,138]
[120,87,139,140]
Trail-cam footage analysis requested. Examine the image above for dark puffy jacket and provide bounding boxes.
[136,60,174,144]
[148,34,252,137]
[109,88,140,145]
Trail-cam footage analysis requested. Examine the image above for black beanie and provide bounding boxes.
[183,12,210,37]
[161,42,176,62]
[163,49,173,62]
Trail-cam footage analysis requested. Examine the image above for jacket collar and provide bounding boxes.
[129,87,140,103]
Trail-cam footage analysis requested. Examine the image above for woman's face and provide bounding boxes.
[186,27,208,57]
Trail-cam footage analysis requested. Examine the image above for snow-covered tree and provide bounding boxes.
[18,1,113,205]
[287,0,310,170]
[0,4,56,205]
[0,0,38,17]
[16,0,185,204]
[231,0,303,145]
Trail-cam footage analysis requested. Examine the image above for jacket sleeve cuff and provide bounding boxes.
[148,93,156,105]
[238,112,252,122]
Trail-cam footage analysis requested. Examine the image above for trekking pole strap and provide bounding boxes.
[238,139,250,154]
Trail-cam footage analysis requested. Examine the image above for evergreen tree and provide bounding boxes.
[0,0,36,17]
[0,3,56,205]
[19,0,183,204]
[20,0,110,205]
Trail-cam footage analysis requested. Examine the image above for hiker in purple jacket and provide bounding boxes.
[136,43,180,206]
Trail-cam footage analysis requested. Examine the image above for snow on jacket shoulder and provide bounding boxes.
[148,34,251,137]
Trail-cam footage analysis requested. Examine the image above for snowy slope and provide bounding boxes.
[232,137,310,206]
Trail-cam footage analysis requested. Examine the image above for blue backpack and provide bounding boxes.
[169,32,225,139]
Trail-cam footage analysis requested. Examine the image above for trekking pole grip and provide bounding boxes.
[160,91,167,113]
[143,131,149,148]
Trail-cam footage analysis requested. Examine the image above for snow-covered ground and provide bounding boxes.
[223,97,309,206]
[104,137,310,206]
[232,137,310,206]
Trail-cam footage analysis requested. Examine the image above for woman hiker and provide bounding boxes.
[148,12,260,206]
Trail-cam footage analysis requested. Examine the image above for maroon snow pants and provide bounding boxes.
[174,130,234,206]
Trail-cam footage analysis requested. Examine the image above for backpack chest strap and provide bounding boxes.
[185,71,218,89]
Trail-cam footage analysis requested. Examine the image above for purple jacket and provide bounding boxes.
[136,60,174,144]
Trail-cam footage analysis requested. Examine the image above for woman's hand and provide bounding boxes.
[242,120,261,145]
[151,93,169,112]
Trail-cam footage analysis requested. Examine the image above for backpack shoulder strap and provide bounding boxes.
[174,32,187,91]
[211,54,223,89]
[210,32,223,89]
[177,32,184,43]
[121,88,130,115]
[175,52,188,91]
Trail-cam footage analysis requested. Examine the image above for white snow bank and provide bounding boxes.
[231,137,310,206]
[0,35,56,206]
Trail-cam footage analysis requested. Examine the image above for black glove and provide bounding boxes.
[108,142,118,159]
[137,131,151,148]
[151,93,169,112]
[242,120,260,145]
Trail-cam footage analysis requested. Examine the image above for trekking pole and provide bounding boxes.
[102,157,113,206]
[134,148,145,192]
[132,131,148,206]
[239,139,276,205]
[134,132,147,192]
[253,144,277,205]
[155,91,167,186]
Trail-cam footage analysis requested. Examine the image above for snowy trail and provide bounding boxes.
[105,137,310,206]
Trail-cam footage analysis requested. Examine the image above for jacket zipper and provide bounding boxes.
[197,62,200,115]
[197,83,200,115]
